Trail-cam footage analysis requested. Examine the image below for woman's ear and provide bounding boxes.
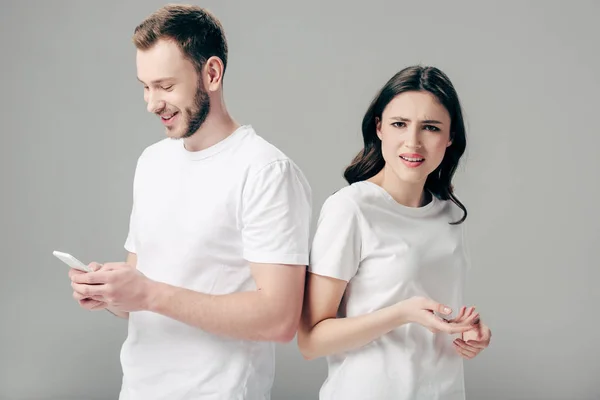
[376,117,382,140]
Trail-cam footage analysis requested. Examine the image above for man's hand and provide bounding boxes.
[70,262,154,312]
[68,265,107,311]
[449,306,492,359]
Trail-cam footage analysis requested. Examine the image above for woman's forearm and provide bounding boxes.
[298,302,408,360]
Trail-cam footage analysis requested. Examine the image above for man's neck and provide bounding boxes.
[183,111,240,153]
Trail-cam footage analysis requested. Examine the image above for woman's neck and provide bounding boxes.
[368,167,430,208]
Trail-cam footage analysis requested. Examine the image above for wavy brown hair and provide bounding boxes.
[344,66,468,224]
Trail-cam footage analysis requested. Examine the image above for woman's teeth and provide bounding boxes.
[400,156,424,162]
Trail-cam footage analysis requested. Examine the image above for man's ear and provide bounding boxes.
[203,56,225,92]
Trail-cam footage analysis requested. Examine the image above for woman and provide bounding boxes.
[298,65,491,400]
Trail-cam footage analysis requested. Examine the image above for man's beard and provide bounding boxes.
[180,84,210,139]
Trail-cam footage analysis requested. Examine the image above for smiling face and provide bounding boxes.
[376,90,453,186]
[136,39,210,139]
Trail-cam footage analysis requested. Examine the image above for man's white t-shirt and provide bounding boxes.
[308,181,470,400]
[118,125,312,400]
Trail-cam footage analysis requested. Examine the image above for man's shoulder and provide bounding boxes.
[234,127,311,200]
[137,138,178,161]
[128,139,182,176]
[238,126,288,161]
[236,126,297,173]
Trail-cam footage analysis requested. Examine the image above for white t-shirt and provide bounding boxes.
[308,181,470,400]
[118,125,312,400]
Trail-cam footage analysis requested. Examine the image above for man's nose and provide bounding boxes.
[146,92,165,113]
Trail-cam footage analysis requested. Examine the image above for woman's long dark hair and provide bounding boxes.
[344,65,468,224]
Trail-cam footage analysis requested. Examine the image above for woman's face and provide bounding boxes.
[377,90,453,186]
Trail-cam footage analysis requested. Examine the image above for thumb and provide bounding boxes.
[88,262,103,272]
[430,300,452,315]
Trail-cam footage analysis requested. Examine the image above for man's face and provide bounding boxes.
[136,39,209,139]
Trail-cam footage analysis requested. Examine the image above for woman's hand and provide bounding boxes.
[400,296,479,334]
[449,306,492,359]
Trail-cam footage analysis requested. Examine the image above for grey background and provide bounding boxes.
[1,0,599,399]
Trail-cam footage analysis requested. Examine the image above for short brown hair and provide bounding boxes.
[133,4,228,75]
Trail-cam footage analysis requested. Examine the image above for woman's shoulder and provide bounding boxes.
[321,181,377,211]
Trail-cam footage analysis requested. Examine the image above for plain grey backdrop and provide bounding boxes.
[1,0,599,399]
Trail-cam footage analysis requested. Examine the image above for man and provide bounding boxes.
[69,4,312,399]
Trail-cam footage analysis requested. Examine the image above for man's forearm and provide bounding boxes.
[144,281,299,342]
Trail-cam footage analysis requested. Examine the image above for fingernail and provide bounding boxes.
[444,307,451,313]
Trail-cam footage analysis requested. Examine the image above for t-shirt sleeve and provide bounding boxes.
[308,191,362,282]
[124,200,137,254]
[124,156,143,254]
[241,159,312,265]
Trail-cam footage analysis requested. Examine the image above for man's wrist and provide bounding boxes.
[143,279,165,312]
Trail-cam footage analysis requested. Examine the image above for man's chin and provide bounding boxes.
[164,127,185,140]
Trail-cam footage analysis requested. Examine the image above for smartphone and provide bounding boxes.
[53,250,115,315]
[52,250,91,272]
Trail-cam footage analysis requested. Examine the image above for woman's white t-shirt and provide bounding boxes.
[308,181,471,400]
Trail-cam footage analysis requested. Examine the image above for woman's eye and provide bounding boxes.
[391,122,406,128]
[423,125,440,132]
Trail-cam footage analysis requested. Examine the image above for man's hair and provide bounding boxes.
[132,4,228,75]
